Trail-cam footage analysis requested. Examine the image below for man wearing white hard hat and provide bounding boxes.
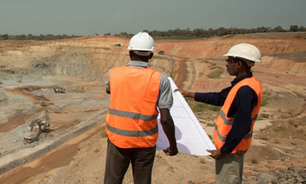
[104,32,178,184]
[175,43,263,184]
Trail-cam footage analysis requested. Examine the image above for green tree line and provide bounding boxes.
[141,25,306,39]
[1,25,306,40]
[0,34,81,40]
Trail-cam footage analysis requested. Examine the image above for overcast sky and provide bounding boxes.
[1,0,306,36]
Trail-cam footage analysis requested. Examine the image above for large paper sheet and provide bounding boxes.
[156,77,216,156]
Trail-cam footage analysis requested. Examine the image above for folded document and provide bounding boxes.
[156,77,216,156]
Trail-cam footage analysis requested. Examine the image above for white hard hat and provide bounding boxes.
[127,32,155,52]
[223,43,262,63]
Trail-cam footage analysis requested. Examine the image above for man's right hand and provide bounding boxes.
[163,146,178,156]
[174,89,195,98]
[159,109,178,156]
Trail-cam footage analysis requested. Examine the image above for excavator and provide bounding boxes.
[24,119,51,144]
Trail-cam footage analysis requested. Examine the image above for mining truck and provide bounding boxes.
[53,85,65,93]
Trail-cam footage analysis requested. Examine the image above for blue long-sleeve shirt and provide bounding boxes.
[194,72,258,153]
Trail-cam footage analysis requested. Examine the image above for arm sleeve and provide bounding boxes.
[105,69,111,93]
[221,86,257,153]
[194,87,231,106]
[157,74,173,109]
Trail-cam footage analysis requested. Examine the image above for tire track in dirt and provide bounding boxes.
[172,58,196,90]
[172,59,187,88]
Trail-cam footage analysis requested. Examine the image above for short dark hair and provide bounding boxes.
[129,51,153,62]
[235,57,254,68]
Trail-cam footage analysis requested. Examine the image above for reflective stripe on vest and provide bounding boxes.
[106,66,161,148]
[218,110,258,125]
[213,77,263,153]
[108,108,158,122]
[106,124,158,137]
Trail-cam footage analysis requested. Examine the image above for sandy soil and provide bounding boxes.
[0,32,306,184]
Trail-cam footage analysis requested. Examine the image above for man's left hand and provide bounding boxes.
[207,149,223,159]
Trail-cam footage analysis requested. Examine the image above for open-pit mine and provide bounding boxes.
[0,32,306,184]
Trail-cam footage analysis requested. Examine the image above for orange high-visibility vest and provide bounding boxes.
[106,66,161,148]
[213,77,263,153]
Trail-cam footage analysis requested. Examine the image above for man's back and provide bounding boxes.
[104,32,177,184]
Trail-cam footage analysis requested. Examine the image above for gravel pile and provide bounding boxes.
[185,165,306,184]
[255,165,306,184]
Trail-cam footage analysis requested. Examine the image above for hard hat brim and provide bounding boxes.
[223,54,262,63]
[132,50,152,56]
[127,47,155,52]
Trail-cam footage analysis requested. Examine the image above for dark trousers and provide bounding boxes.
[104,139,156,184]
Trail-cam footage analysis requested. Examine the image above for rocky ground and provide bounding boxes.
[0,32,306,183]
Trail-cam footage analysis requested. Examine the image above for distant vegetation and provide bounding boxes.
[119,25,306,39]
[1,25,305,40]
[0,34,81,41]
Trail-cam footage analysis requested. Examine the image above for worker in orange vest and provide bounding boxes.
[104,32,178,184]
[175,43,263,184]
